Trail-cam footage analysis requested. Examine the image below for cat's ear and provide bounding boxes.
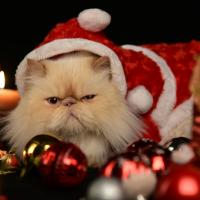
[24,59,46,91]
[26,59,46,78]
[93,56,112,79]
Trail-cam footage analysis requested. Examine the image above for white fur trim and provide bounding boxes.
[160,98,193,143]
[122,45,176,128]
[127,86,153,114]
[16,39,126,96]
[78,8,111,32]
[171,144,195,164]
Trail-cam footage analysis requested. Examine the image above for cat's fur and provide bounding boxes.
[3,51,143,166]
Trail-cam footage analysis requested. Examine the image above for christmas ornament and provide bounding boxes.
[0,151,20,174]
[38,142,88,186]
[128,138,157,153]
[0,150,7,158]
[102,152,147,178]
[102,153,157,198]
[123,168,156,199]
[22,134,59,166]
[86,177,127,200]
[128,139,169,175]
[14,8,200,143]
[142,144,170,175]
[129,140,169,175]
[154,164,200,200]
[164,137,191,152]
[171,144,195,164]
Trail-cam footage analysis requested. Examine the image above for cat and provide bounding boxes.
[2,51,143,166]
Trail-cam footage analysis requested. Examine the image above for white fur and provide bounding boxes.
[160,98,193,144]
[78,8,111,32]
[3,52,142,166]
[16,39,126,97]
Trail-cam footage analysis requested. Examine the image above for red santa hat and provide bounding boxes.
[16,8,200,143]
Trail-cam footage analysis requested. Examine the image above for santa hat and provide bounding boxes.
[16,8,199,142]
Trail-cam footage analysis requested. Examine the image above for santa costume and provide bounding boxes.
[15,8,200,144]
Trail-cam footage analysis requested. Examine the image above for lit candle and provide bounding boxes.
[0,71,20,111]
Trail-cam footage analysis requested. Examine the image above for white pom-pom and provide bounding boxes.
[127,86,153,114]
[78,8,111,32]
[171,144,195,164]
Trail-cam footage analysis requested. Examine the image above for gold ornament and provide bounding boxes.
[0,150,20,174]
[22,134,60,166]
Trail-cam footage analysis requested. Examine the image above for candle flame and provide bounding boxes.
[0,71,5,89]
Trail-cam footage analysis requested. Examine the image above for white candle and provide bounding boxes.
[0,71,20,111]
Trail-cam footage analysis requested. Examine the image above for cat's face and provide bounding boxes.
[5,51,141,159]
[23,52,127,138]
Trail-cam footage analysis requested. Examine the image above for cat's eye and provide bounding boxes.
[81,94,96,101]
[46,97,61,105]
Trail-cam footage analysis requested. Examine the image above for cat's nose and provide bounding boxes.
[62,97,77,107]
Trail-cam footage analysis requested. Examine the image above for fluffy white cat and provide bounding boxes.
[3,51,143,166]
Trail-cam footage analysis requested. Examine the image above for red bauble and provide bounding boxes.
[142,145,170,175]
[102,152,148,179]
[128,139,169,175]
[164,137,191,152]
[128,139,157,153]
[38,142,88,186]
[154,164,200,200]
[102,152,157,198]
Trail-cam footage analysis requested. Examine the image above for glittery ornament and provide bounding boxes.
[128,139,157,153]
[0,150,7,158]
[129,140,169,175]
[154,164,200,200]
[164,137,191,152]
[142,144,170,175]
[102,152,147,178]
[171,144,195,165]
[22,134,59,166]
[0,152,20,174]
[87,177,127,200]
[38,142,88,186]
[102,152,157,198]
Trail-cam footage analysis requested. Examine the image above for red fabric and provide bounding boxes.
[143,115,161,142]
[40,19,115,48]
[40,18,164,113]
[38,18,200,142]
[120,48,164,113]
[144,41,200,108]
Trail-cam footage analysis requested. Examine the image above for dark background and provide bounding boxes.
[0,1,200,89]
[0,1,200,199]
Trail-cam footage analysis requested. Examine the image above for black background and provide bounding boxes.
[0,1,200,199]
[0,1,200,89]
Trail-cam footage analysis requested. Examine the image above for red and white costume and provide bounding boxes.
[15,9,200,143]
